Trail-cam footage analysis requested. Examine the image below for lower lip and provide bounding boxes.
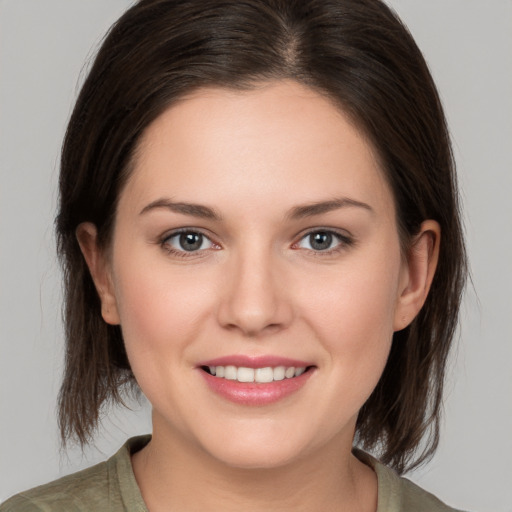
[199,369,314,406]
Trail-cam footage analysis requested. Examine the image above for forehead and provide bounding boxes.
[136,80,376,164]
[124,80,393,219]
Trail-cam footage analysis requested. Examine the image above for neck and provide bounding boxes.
[132,417,377,512]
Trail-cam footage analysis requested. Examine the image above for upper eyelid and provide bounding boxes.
[292,228,355,252]
[294,226,353,241]
[159,228,219,252]
[161,227,215,241]
[160,229,219,257]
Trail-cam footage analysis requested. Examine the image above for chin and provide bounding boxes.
[194,424,320,471]
[209,443,305,470]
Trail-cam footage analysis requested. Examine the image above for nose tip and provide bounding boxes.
[217,255,293,337]
[223,306,283,337]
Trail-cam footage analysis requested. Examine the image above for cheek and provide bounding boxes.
[295,248,402,393]
[300,252,401,342]
[111,254,217,367]
[321,282,395,377]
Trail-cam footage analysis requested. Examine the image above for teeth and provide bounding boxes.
[285,367,295,379]
[237,367,254,382]
[273,366,285,381]
[207,365,307,383]
[255,367,273,383]
[224,365,237,380]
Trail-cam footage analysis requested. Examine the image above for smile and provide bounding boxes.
[198,357,315,405]
[204,365,307,383]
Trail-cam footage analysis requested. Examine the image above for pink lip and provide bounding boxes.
[198,355,312,368]
[196,355,315,406]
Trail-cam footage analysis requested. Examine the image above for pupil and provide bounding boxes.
[179,232,202,251]
[310,232,332,250]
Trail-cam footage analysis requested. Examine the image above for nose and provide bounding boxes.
[216,247,294,337]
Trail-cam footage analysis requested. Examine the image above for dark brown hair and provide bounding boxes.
[56,0,466,474]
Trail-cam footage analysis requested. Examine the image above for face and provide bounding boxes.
[82,80,433,469]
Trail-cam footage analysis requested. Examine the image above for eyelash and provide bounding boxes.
[292,229,355,255]
[159,228,354,258]
[160,228,218,258]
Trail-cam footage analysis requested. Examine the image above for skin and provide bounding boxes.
[78,80,440,512]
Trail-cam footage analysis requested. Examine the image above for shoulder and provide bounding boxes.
[0,458,112,512]
[0,436,150,512]
[354,449,468,512]
[396,475,466,512]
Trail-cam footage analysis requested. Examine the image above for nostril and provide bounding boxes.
[216,278,294,336]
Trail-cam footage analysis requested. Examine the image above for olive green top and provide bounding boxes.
[1,436,466,511]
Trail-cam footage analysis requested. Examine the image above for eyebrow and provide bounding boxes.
[287,197,374,219]
[139,199,222,220]
[139,196,373,221]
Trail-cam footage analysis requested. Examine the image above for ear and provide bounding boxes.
[393,220,441,331]
[76,222,120,325]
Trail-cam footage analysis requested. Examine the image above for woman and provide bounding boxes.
[1,0,468,510]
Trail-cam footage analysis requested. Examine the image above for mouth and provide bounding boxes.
[201,365,312,383]
[197,358,316,405]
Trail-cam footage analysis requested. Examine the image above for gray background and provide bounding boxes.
[1,1,511,510]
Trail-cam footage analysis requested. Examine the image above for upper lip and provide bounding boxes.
[198,355,314,369]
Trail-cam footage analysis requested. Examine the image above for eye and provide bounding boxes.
[163,230,215,253]
[295,230,352,252]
